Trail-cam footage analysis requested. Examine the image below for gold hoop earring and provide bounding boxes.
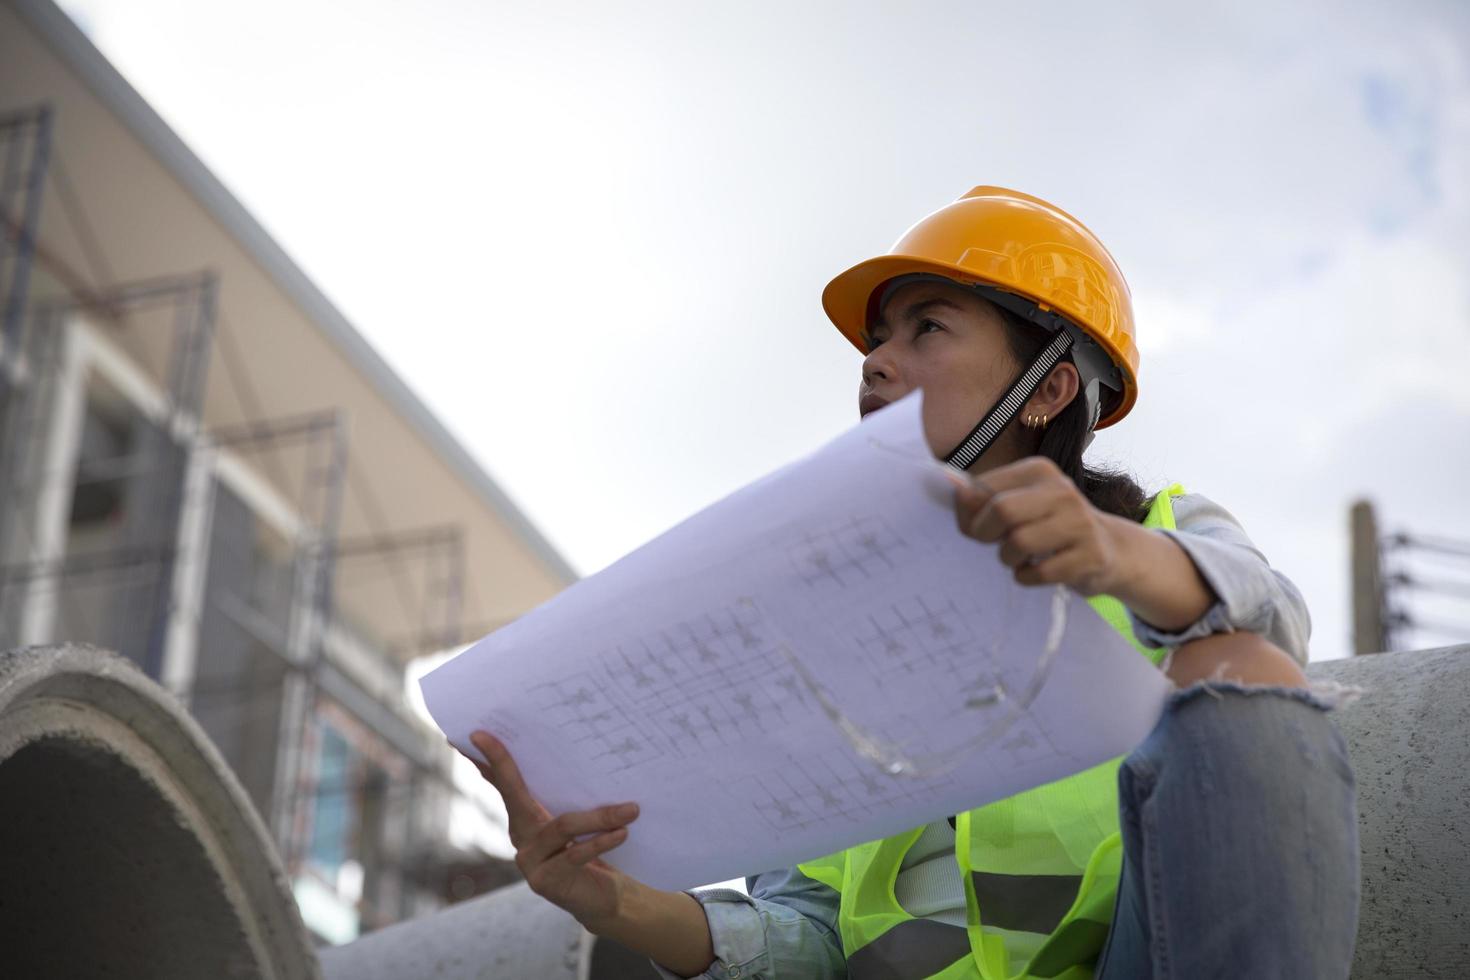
[1041,413,1049,428]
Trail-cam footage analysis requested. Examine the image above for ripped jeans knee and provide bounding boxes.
[1126,677,1359,793]
[1162,630,1313,690]
[1101,683,1362,978]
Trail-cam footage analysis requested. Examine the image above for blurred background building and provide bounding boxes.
[0,0,574,944]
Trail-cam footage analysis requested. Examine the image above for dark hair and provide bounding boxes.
[992,305,1154,523]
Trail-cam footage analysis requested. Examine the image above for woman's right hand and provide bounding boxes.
[460,731,641,928]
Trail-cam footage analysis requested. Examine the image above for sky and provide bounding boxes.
[54,0,1470,866]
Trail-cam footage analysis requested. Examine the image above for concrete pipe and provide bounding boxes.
[320,877,593,980]
[1314,644,1470,978]
[0,644,319,980]
[317,877,665,980]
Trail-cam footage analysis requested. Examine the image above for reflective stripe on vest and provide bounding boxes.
[799,484,1184,980]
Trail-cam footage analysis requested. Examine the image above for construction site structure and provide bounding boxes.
[0,0,576,943]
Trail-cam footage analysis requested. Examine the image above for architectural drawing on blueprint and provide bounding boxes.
[529,602,814,773]
[853,595,980,677]
[787,515,909,589]
[848,586,1030,712]
[528,673,667,772]
[531,537,1060,790]
[740,749,960,833]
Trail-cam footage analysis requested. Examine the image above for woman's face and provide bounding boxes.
[858,278,1027,467]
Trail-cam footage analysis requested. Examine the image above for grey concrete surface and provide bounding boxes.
[317,874,599,980]
[1308,645,1469,979]
[0,644,319,980]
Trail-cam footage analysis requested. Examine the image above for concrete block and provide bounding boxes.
[318,875,594,980]
[0,644,319,980]
[1309,645,1469,978]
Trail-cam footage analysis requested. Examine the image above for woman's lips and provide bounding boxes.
[859,392,891,418]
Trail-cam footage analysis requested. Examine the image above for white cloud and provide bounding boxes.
[1130,291,1216,356]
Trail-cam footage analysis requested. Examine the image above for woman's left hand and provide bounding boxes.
[953,456,1128,596]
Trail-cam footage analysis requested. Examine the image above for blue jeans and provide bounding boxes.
[1096,684,1360,979]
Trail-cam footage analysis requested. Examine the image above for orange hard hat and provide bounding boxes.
[823,186,1139,429]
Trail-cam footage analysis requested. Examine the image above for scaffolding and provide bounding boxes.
[196,409,349,859]
[0,97,492,927]
[0,272,219,673]
[334,524,467,658]
[0,104,51,380]
[0,104,54,630]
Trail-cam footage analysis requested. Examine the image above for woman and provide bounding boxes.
[462,187,1360,978]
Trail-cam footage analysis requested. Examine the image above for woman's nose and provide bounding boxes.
[862,346,896,387]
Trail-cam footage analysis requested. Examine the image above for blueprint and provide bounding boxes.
[420,391,1171,891]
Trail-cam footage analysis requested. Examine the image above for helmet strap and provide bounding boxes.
[942,330,1074,471]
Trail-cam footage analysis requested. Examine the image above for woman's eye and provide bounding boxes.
[916,318,943,336]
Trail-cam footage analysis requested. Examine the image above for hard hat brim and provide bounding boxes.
[822,254,1137,429]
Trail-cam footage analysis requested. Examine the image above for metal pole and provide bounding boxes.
[270,412,348,873]
[141,274,218,680]
[1,107,53,382]
[159,442,219,705]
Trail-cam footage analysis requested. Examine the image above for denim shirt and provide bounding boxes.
[650,492,1312,980]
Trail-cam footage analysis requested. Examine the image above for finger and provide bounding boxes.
[558,826,630,868]
[470,732,552,829]
[953,474,998,515]
[522,803,640,867]
[966,486,1063,544]
[953,482,986,534]
[996,513,1083,569]
[452,739,497,781]
[1014,544,1101,591]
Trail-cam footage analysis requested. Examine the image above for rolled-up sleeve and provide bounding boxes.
[1129,493,1312,665]
[648,868,845,980]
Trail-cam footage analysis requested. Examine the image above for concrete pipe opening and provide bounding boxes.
[0,645,319,980]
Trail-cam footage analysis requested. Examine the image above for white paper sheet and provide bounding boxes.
[421,392,1171,891]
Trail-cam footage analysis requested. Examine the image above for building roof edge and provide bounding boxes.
[13,0,578,586]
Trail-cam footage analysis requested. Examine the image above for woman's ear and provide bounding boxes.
[1024,362,1081,421]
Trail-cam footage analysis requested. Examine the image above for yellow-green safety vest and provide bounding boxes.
[798,484,1185,980]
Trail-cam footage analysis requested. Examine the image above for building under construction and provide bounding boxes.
[0,0,575,944]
